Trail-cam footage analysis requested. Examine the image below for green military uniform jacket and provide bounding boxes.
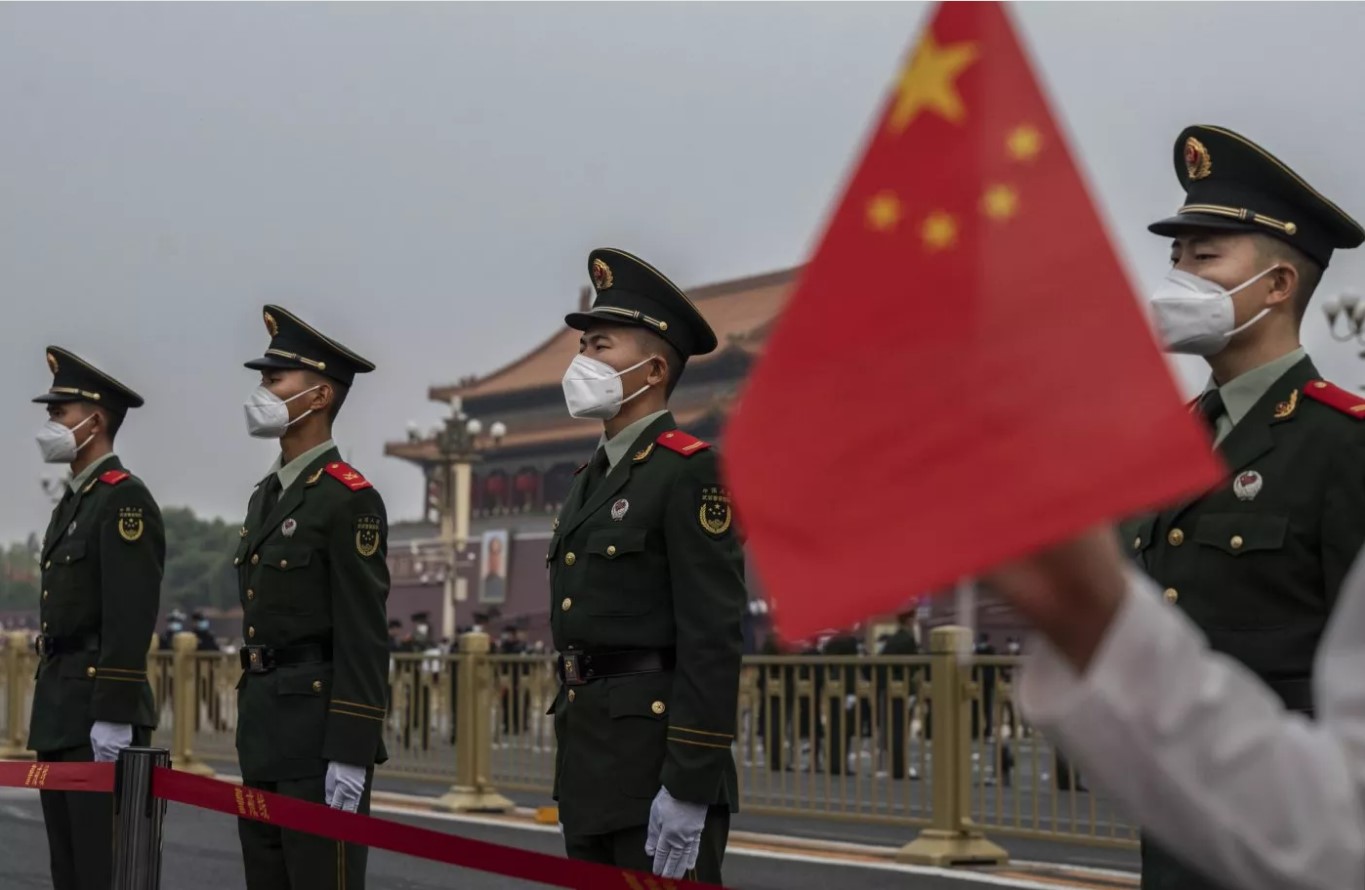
[29,456,163,753]
[233,446,391,782]
[1122,356,1365,712]
[548,412,747,836]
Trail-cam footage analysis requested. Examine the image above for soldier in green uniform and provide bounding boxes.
[29,346,163,890]
[549,249,748,882]
[233,305,390,890]
[1126,126,1365,890]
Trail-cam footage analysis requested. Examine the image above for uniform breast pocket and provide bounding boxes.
[1120,516,1157,561]
[47,539,92,598]
[257,546,318,610]
[233,537,250,569]
[584,527,652,616]
[1193,513,1288,557]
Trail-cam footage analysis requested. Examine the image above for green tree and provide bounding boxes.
[0,540,40,612]
[0,508,239,619]
[161,507,239,611]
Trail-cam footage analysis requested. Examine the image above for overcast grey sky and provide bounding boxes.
[4,2,1365,541]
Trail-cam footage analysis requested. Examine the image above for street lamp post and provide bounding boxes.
[1322,291,1365,389]
[432,397,506,640]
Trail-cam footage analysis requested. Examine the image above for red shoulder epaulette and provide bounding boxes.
[1303,381,1365,419]
[323,461,373,491]
[99,470,130,486]
[573,462,589,476]
[656,430,711,456]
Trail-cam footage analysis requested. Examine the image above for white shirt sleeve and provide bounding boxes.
[1019,564,1365,890]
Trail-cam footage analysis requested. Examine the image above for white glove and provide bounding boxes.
[90,721,133,763]
[324,761,366,812]
[644,786,707,878]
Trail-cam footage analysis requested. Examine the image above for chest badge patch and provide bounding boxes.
[118,507,144,543]
[699,486,733,536]
[610,499,630,521]
[355,516,382,557]
[1233,470,1263,502]
[282,518,298,538]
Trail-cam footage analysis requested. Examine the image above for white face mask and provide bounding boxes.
[36,414,96,464]
[243,385,320,439]
[561,354,656,420]
[1149,266,1278,356]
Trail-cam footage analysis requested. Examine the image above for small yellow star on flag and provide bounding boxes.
[981,184,1020,220]
[866,191,902,231]
[887,34,979,134]
[921,211,958,251]
[1007,124,1043,162]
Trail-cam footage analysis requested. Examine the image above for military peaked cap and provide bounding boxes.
[1149,125,1364,267]
[565,248,718,358]
[33,346,144,415]
[244,305,376,387]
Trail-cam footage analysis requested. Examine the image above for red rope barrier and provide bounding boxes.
[0,760,112,793]
[0,760,718,889]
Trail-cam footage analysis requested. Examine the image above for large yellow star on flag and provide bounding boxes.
[887,33,979,134]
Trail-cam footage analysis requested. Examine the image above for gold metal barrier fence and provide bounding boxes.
[0,626,1138,857]
[0,631,38,758]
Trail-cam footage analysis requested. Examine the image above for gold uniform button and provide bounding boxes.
[311,680,322,693]
[1132,537,1142,551]
[44,560,51,569]
[1230,535,1245,550]
[606,545,617,557]
[247,589,255,601]
[567,689,576,703]
[1163,588,1179,604]
[561,597,573,612]
[42,622,48,632]
[251,554,260,566]
[233,558,240,566]
[552,518,560,531]
[86,667,96,678]
[1167,528,1185,546]
[279,559,288,568]
[1314,381,1328,389]
[248,626,256,639]
[651,701,666,715]
[564,552,576,566]
[42,590,49,601]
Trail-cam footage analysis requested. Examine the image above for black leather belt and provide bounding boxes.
[240,642,331,674]
[557,649,675,687]
[1267,677,1314,715]
[34,633,99,659]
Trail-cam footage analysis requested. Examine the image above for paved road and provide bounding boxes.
[0,787,1133,890]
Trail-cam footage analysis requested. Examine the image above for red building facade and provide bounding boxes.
[383,269,796,641]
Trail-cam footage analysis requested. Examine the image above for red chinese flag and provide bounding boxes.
[724,2,1223,641]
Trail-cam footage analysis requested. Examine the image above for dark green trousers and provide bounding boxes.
[564,805,730,885]
[237,770,373,890]
[1141,836,1236,890]
[38,727,152,890]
